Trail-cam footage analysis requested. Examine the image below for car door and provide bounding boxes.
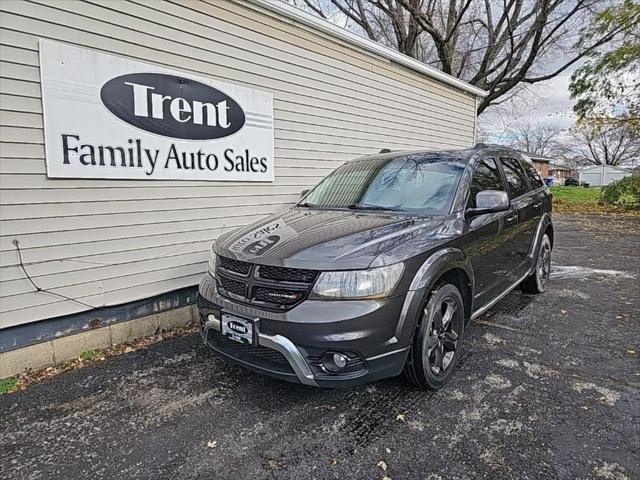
[465,157,518,309]
[498,156,537,275]
[518,155,548,249]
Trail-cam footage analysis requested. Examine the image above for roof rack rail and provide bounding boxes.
[473,143,504,149]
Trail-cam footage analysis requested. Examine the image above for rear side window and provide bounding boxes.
[468,158,504,208]
[500,157,529,198]
[519,159,544,188]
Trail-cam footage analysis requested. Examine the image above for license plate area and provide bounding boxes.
[221,313,254,345]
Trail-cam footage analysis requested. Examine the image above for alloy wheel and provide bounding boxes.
[424,296,463,375]
[537,240,551,289]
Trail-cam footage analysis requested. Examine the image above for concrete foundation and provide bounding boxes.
[0,305,196,379]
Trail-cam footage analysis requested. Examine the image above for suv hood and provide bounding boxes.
[214,208,444,270]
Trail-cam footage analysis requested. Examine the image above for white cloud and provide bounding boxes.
[479,69,578,143]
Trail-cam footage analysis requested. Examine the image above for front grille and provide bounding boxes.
[253,286,306,306]
[258,265,317,283]
[219,256,251,276]
[216,256,319,311]
[218,275,246,298]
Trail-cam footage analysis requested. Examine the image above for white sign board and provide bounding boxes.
[39,40,274,181]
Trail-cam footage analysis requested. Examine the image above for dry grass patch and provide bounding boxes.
[1,323,199,395]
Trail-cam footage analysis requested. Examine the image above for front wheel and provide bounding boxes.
[521,233,552,294]
[403,282,465,390]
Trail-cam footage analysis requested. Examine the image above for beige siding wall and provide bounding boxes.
[0,0,478,329]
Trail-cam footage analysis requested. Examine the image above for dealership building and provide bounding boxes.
[0,0,485,377]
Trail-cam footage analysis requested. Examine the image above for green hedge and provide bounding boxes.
[600,174,640,209]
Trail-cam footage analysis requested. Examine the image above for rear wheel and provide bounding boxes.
[521,233,552,294]
[404,282,465,390]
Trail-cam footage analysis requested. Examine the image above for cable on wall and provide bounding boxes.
[12,239,103,311]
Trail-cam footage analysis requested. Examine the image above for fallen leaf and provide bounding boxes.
[560,309,567,314]
[396,414,405,422]
[206,440,217,448]
[9,323,200,392]
[330,459,337,466]
[385,448,391,454]
[377,460,388,471]
[264,458,285,471]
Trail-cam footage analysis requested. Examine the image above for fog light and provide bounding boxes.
[323,352,349,373]
[333,353,347,369]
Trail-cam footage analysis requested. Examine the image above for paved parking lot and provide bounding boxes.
[1,213,638,480]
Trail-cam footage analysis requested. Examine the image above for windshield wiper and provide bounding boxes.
[347,203,403,212]
[297,202,318,208]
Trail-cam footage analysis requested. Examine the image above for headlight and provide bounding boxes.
[311,263,404,299]
[208,247,217,276]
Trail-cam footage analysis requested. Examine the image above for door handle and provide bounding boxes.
[533,202,542,208]
[506,214,518,223]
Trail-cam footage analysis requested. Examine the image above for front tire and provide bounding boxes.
[403,282,465,390]
[521,233,552,294]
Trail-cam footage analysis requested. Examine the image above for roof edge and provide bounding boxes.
[579,164,632,172]
[246,0,488,98]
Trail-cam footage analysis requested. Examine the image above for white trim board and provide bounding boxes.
[247,0,488,98]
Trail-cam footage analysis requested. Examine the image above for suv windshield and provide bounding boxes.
[300,155,465,215]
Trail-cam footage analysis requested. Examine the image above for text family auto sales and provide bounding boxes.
[61,135,268,176]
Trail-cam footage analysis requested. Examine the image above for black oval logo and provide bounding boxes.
[100,73,245,140]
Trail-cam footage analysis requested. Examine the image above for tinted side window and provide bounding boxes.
[500,157,529,198]
[468,158,505,208]
[519,159,544,189]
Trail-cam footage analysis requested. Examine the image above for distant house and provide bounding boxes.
[579,165,632,186]
[520,152,552,177]
[549,163,577,185]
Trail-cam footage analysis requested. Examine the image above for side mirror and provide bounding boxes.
[300,189,310,198]
[467,190,509,216]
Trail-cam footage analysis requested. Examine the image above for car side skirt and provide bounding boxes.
[470,269,532,320]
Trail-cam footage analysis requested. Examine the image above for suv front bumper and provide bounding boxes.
[197,273,419,387]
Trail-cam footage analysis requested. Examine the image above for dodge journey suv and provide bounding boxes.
[198,145,553,390]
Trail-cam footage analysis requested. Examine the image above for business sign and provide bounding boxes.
[39,40,274,181]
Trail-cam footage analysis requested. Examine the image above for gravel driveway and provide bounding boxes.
[1,213,638,480]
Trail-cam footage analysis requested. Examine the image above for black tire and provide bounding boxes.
[521,233,552,294]
[403,282,465,390]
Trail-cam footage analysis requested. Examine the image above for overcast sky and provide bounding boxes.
[480,69,577,142]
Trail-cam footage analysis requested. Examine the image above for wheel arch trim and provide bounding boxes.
[391,248,474,344]
[528,213,553,262]
[409,247,475,293]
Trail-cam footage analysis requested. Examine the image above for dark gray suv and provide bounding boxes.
[197,145,553,390]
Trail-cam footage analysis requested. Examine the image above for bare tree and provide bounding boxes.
[475,123,493,143]
[300,0,632,114]
[571,123,640,166]
[300,0,424,56]
[506,121,569,157]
